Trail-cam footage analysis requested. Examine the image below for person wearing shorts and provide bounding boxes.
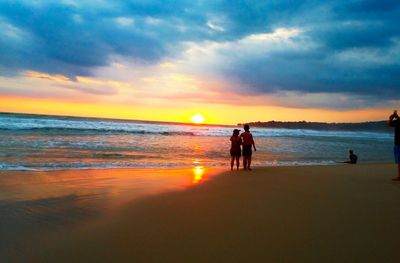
[240,124,256,170]
[389,110,400,180]
[230,129,242,170]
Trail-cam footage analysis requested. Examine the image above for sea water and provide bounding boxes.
[0,113,394,171]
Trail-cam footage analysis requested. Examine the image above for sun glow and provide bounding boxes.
[192,166,205,184]
[190,113,205,124]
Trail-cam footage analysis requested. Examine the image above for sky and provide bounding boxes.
[0,0,399,124]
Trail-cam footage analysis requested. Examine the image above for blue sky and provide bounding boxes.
[0,0,399,122]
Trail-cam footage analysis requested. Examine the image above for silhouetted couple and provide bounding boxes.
[230,124,256,170]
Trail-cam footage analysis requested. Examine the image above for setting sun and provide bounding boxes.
[190,113,205,124]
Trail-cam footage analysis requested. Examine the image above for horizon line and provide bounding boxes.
[0,111,387,126]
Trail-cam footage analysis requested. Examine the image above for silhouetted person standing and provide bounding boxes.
[389,110,400,180]
[230,129,242,170]
[240,124,256,170]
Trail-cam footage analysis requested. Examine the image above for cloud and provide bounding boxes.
[216,33,400,98]
[0,1,170,77]
[24,70,71,82]
[114,17,135,27]
[0,0,311,77]
[21,70,125,96]
[0,0,399,109]
[207,21,225,32]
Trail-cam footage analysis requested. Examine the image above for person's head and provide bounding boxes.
[349,150,354,154]
[244,124,250,131]
[233,129,240,136]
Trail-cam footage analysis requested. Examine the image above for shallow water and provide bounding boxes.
[0,112,394,171]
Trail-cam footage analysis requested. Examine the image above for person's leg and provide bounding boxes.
[236,157,240,170]
[243,157,248,170]
[392,144,400,181]
[230,156,234,170]
[398,164,400,178]
[393,146,400,180]
[394,164,400,180]
[248,156,252,170]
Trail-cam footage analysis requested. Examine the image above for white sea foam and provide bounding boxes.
[0,115,392,139]
[0,113,394,171]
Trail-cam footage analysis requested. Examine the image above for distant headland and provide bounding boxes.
[238,120,391,133]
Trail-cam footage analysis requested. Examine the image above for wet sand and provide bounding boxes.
[2,164,400,262]
[0,166,222,262]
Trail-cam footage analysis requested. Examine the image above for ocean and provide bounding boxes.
[0,112,394,171]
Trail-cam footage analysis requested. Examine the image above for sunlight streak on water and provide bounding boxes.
[0,113,394,171]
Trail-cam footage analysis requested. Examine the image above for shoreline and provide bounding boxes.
[0,160,393,173]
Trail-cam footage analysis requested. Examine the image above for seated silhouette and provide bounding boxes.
[343,150,358,164]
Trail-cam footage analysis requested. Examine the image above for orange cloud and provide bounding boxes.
[24,70,71,82]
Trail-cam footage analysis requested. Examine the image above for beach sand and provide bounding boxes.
[3,164,400,262]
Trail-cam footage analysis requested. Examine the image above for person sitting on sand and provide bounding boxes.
[343,150,358,164]
[230,129,242,171]
[240,124,256,170]
[389,110,400,181]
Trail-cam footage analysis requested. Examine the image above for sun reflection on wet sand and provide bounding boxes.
[192,166,205,184]
[0,166,226,261]
[0,168,222,258]
[0,166,226,223]
[0,167,219,206]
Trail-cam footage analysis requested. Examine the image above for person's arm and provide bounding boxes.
[389,116,395,127]
[251,134,256,151]
[389,112,398,127]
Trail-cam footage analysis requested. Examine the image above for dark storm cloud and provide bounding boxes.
[224,45,400,97]
[216,0,400,100]
[0,1,170,77]
[0,0,399,103]
[0,0,313,77]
